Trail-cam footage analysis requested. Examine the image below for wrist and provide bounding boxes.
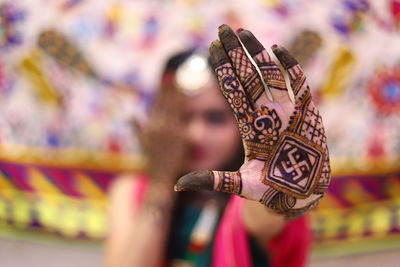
[140,183,176,224]
[146,181,176,204]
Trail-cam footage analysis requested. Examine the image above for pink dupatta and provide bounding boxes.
[133,176,311,267]
[213,196,311,267]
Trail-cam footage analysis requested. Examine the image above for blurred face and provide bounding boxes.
[183,81,242,171]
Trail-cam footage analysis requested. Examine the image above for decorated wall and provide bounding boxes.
[1,0,400,253]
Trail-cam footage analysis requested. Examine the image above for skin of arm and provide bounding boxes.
[242,200,287,244]
[104,62,186,267]
[104,174,176,267]
[105,174,285,267]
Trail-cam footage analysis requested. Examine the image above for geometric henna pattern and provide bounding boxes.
[214,171,242,195]
[299,105,327,148]
[284,199,320,219]
[260,187,278,206]
[315,151,331,194]
[260,188,321,219]
[216,65,283,147]
[257,52,287,91]
[260,188,296,211]
[264,133,324,198]
[287,65,306,97]
[215,54,330,201]
[172,27,331,218]
[208,25,331,216]
[267,192,297,212]
[214,44,331,202]
[228,47,264,103]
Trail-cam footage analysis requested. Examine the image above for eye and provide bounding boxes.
[204,110,228,125]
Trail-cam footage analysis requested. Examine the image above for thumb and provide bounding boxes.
[174,170,242,196]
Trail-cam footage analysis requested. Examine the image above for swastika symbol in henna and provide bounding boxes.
[175,25,331,218]
[265,134,323,198]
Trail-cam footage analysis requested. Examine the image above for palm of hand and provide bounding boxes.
[176,25,331,218]
[141,83,187,181]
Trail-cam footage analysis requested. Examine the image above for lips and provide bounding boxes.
[191,145,208,162]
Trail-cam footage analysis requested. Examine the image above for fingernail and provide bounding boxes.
[271,44,279,51]
[272,45,298,69]
[218,25,240,51]
[209,40,229,69]
[237,30,264,57]
[175,170,214,192]
[210,39,222,49]
[236,28,245,33]
[218,24,228,32]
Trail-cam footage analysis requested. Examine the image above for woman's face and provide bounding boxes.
[183,82,242,171]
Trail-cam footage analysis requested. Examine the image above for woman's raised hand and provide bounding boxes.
[138,76,187,185]
[175,25,331,218]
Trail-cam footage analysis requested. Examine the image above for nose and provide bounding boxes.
[186,118,207,144]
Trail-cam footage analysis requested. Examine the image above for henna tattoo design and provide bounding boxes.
[229,48,264,103]
[214,171,242,195]
[175,25,331,218]
[263,133,324,198]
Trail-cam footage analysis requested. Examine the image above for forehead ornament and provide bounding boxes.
[175,54,213,95]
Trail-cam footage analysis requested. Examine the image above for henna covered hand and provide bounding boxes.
[175,25,331,218]
[139,79,187,184]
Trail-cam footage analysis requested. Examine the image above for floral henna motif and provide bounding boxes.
[223,27,330,213]
[214,51,329,205]
[252,107,282,145]
[234,106,282,145]
[175,25,331,218]
[216,66,251,119]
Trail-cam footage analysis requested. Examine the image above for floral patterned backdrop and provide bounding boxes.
[1,0,400,253]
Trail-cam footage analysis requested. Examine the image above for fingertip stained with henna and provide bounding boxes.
[175,170,214,192]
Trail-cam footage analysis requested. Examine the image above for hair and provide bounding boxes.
[163,51,245,260]
[161,49,244,172]
[163,49,197,73]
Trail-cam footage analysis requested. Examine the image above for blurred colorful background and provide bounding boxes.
[1,0,400,266]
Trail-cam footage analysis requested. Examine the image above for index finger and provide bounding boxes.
[209,40,253,122]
